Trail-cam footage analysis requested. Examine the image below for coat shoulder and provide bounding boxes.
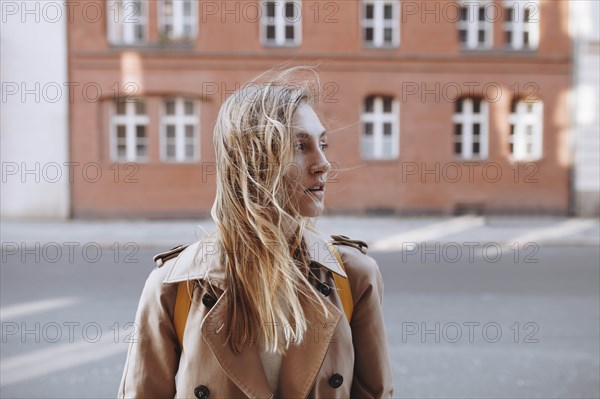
[330,234,368,255]
[329,234,385,313]
[153,244,191,267]
[133,247,185,323]
[151,239,227,290]
[141,243,192,293]
[142,242,200,302]
[329,234,380,286]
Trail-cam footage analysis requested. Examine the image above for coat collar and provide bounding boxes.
[162,228,347,287]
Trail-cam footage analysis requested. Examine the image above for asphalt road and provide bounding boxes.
[1,245,599,398]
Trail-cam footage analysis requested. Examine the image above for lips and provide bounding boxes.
[304,183,325,193]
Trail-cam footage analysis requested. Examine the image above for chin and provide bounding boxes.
[300,204,324,218]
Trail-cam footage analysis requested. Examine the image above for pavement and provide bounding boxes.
[2,215,599,249]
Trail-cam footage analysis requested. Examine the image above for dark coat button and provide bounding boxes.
[202,294,217,308]
[319,282,331,297]
[329,373,343,388]
[194,384,210,398]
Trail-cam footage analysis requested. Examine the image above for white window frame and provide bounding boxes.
[508,100,543,160]
[110,100,149,162]
[503,0,540,50]
[361,0,400,48]
[452,98,489,159]
[107,0,148,45]
[260,0,302,47]
[158,0,198,40]
[457,0,493,50]
[160,97,200,163]
[360,96,400,160]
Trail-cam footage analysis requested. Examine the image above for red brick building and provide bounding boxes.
[67,0,572,218]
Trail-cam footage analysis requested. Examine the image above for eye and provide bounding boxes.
[295,142,307,151]
[320,143,329,151]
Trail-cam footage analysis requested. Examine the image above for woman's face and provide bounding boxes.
[286,103,331,217]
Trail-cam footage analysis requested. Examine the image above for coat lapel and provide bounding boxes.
[201,289,274,399]
[277,298,342,398]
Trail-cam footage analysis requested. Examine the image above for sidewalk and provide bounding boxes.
[2,215,598,250]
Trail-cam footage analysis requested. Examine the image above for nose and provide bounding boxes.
[310,150,331,176]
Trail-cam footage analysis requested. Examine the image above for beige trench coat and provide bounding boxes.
[118,230,394,398]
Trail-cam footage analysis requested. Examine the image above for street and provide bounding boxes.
[1,241,598,398]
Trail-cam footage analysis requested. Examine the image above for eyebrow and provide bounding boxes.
[295,131,328,140]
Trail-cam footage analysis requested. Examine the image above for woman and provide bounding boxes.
[118,67,394,398]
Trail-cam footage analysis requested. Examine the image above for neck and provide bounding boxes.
[281,215,299,244]
[281,215,313,256]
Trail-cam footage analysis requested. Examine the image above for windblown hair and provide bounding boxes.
[210,66,330,355]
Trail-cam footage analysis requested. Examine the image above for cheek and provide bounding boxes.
[284,158,306,186]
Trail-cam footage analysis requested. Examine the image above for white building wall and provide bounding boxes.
[1,1,70,218]
[571,0,600,216]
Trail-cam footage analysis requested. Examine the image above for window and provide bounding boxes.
[457,0,493,49]
[161,98,199,162]
[452,98,489,159]
[158,0,198,40]
[110,100,149,162]
[107,0,147,45]
[503,0,539,50]
[361,95,399,159]
[508,99,543,160]
[361,0,399,48]
[261,0,301,46]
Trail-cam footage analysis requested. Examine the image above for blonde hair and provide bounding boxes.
[210,66,330,354]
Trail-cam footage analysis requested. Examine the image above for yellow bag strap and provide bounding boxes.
[174,281,192,346]
[173,243,354,347]
[326,241,354,323]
